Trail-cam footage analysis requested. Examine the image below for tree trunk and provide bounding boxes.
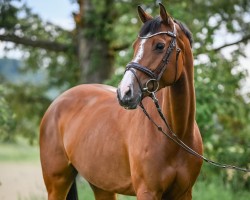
[76,0,114,84]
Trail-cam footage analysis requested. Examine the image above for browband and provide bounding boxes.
[138,31,176,39]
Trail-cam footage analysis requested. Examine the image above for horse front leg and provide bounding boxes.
[135,184,163,200]
[90,183,117,200]
[136,192,162,200]
[162,187,193,200]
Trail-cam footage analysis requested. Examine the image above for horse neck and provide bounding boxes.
[163,53,195,139]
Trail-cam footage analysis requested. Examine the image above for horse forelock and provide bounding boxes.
[139,17,193,48]
[139,17,162,37]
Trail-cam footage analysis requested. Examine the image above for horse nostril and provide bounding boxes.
[122,85,134,103]
[117,84,140,109]
[125,87,132,98]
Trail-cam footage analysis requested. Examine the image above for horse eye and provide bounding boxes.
[155,43,165,51]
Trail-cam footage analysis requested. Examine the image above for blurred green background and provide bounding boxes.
[0,0,249,199]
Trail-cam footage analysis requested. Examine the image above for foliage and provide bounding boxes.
[193,169,250,200]
[0,0,250,192]
[0,0,78,144]
[0,84,16,142]
[0,0,79,86]
[4,83,51,144]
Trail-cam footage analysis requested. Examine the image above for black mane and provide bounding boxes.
[139,17,193,47]
[174,19,193,47]
[139,17,162,36]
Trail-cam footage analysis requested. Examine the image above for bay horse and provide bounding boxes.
[40,3,203,200]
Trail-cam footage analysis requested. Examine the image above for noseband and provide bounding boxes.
[125,24,181,93]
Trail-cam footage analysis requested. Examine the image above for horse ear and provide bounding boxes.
[159,3,170,25]
[137,5,153,23]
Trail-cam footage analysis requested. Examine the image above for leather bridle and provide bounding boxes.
[125,24,181,94]
[123,23,250,173]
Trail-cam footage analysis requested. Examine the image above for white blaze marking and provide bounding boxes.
[119,70,134,99]
[119,35,149,98]
[132,38,147,63]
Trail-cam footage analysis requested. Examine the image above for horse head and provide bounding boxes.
[117,3,187,109]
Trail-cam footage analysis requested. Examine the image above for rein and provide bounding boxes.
[139,92,250,173]
[124,23,249,172]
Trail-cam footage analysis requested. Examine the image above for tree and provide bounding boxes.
[1,0,250,83]
[0,0,136,83]
[0,0,249,189]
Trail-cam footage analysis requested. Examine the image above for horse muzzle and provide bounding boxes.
[116,86,141,110]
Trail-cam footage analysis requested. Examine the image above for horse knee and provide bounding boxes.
[46,178,76,200]
[136,190,162,200]
[44,167,77,200]
[48,191,65,200]
[136,194,160,200]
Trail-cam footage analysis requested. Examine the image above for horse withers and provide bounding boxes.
[40,3,203,200]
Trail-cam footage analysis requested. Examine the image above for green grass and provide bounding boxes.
[1,141,249,199]
[193,177,250,200]
[76,174,250,200]
[0,140,39,163]
[76,171,250,200]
